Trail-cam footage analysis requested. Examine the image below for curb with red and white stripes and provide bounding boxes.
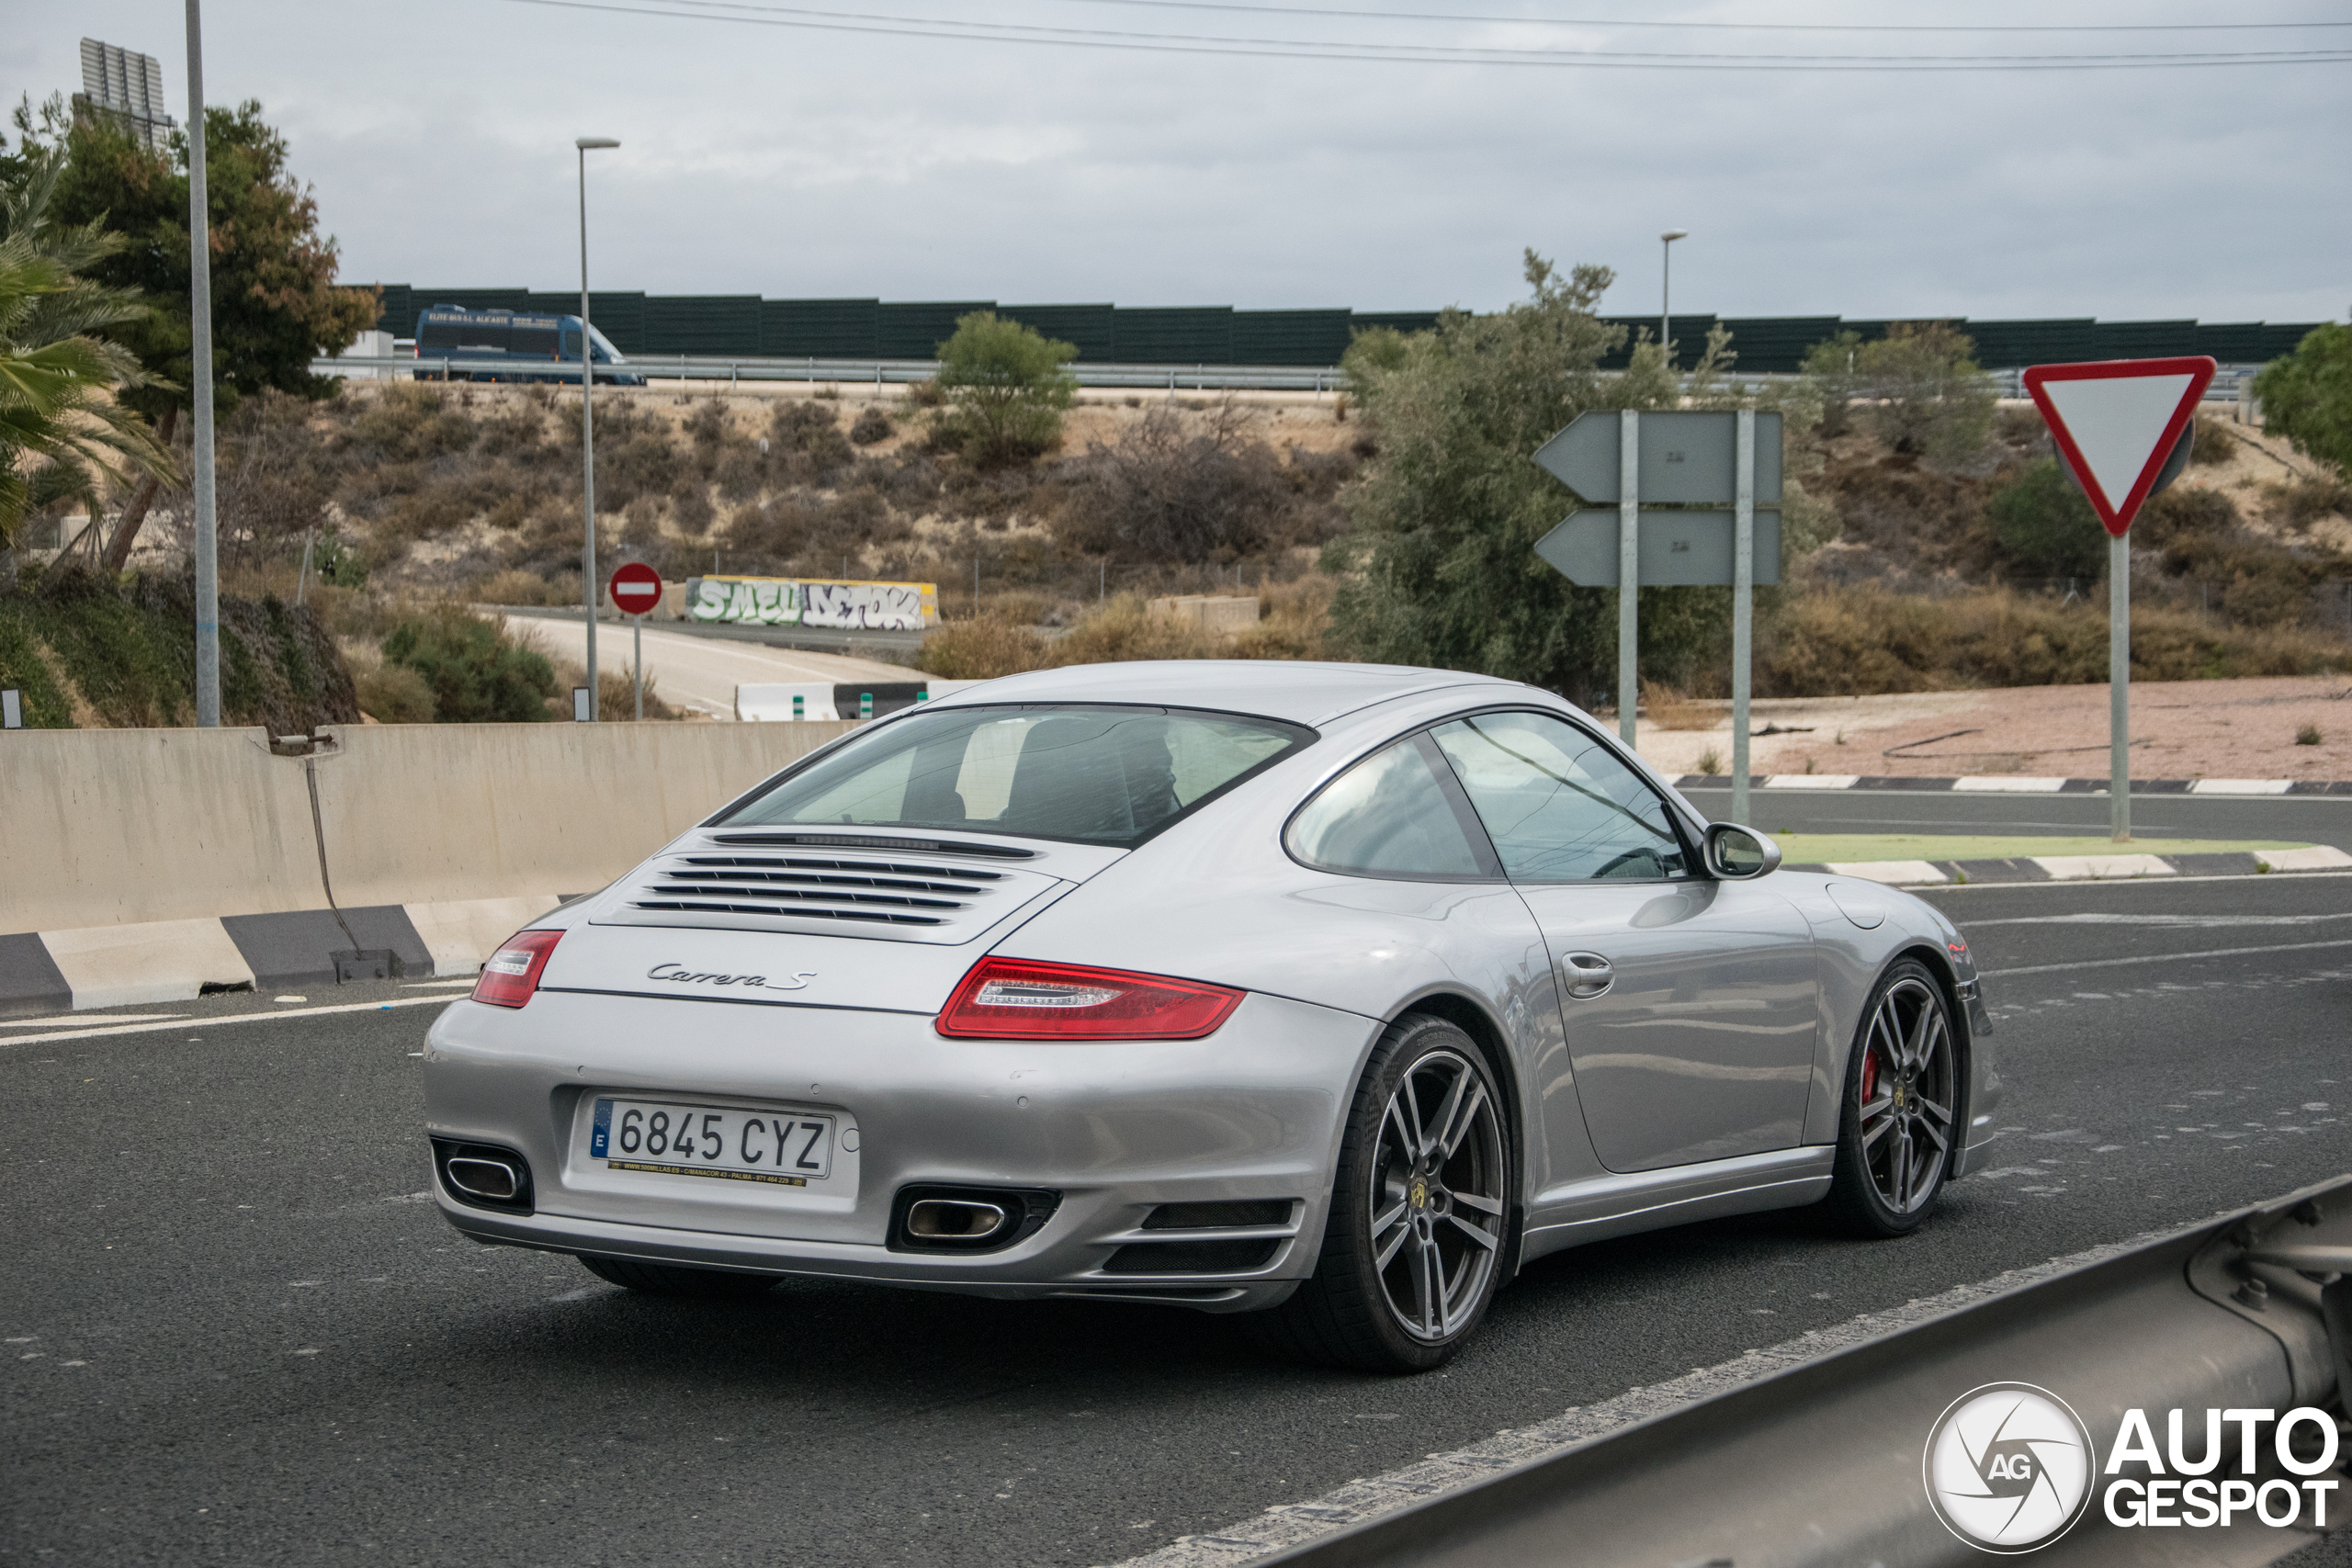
[1675,773,2352,795]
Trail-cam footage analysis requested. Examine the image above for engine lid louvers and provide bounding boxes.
[596,850,1063,944]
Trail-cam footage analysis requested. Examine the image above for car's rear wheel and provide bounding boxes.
[1250,1014,1510,1372]
[577,1253,779,1300]
[1820,958,1958,1237]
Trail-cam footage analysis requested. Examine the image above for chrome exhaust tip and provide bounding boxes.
[446,1156,522,1201]
[905,1198,1010,1241]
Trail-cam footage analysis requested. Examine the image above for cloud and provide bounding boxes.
[26,0,2346,322]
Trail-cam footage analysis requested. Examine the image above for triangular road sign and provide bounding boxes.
[2022,355,2216,536]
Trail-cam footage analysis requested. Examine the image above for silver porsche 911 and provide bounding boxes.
[424,660,1999,1371]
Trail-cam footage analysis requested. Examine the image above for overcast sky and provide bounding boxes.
[9,1,2347,326]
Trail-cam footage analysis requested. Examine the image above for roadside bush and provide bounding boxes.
[2254,322,2352,476]
[931,312,1079,469]
[379,606,556,722]
[849,406,894,445]
[1046,594,1227,665]
[767,401,854,486]
[2191,415,2236,466]
[1852,322,1995,467]
[474,568,560,605]
[1059,404,1290,562]
[356,660,435,722]
[2271,475,2352,529]
[1985,458,2105,579]
[915,615,1049,679]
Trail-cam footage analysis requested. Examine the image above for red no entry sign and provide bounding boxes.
[608,561,662,616]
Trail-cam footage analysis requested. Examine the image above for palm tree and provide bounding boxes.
[0,143,173,555]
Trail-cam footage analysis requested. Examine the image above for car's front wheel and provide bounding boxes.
[1252,1014,1510,1372]
[577,1253,778,1300]
[1820,958,1959,1237]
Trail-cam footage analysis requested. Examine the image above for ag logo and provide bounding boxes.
[1924,1383,2095,1552]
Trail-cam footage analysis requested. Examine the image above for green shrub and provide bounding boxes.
[1985,458,2106,579]
[2254,322,2352,476]
[356,660,434,722]
[0,603,74,726]
[1852,322,1995,466]
[380,607,556,722]
[932,312,1078,469]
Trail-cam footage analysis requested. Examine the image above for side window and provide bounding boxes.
[1430,712,1690,882]
[1286,736,1492,880]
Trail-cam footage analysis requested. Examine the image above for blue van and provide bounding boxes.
[413,305,643,385]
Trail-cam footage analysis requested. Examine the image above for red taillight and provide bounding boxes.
[471,930,562,1009]
[936,958,1243,1041]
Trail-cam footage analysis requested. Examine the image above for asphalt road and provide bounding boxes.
[1682,782,2352,855]
[7,874,2352,1566]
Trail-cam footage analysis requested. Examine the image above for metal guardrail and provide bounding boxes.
[1256,1175,2352,1566]
[314,353,1350,393]
[317,353,2267,402]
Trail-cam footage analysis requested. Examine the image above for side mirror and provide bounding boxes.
[1705,823,1782,880]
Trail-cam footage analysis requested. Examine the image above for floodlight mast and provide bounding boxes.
[576,137,620,719]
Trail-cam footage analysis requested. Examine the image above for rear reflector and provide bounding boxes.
[471,930,562,1008]
[935,958,1243,1041]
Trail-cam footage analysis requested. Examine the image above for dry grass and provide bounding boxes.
[1640,680,1719,730]
[1761,584,2352,696]
[915,617,1052,680]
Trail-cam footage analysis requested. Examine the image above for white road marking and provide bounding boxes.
[0,993,460,1047]
[0,1013,186,1030]
[1963,913,2352,928]
[1928,870,2352,894]
[1981,938,2352,978]
[1108,1219,2226,1568]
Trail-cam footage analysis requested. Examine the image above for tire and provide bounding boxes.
[577,1253,779,1300]
[1819,958,1960,1238]
[1249,1014,1511,1373]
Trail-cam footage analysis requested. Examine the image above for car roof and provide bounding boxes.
[922,660,1532,728]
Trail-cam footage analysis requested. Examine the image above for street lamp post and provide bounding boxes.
[187,0,220,726]
[576,136,620,720]
[1659,230,1689,370]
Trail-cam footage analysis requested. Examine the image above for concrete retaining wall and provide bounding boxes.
[0,719,856,1014]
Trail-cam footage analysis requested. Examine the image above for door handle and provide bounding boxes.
[1559,953,1614,1000]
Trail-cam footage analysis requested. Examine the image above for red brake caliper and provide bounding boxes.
[1860,1048,1881,1104]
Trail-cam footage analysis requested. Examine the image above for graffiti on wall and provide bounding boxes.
[684,577,938,631]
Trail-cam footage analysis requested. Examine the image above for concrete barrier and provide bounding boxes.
[1,728,322,931]
[0,719,859,1014]
[306,720,854,908]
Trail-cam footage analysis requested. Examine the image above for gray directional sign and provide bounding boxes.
[1534,511,1781,587]
[1532,411,1783,507]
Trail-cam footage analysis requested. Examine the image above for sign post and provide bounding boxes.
[607,561,663,722]
[2022,356,2214,843]
[1533,411,1781,825]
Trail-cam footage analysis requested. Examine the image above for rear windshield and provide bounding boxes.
[720,704,1315,849]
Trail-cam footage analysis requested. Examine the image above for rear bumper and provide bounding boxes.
[423,987,1376,1312]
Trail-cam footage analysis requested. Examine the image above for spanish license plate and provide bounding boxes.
[589,1098,834,1187]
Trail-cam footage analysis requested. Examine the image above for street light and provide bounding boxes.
[1659,230,1689,370]
[576,136,620,720]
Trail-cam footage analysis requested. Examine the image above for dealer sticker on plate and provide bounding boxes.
[591,1098,833,1186]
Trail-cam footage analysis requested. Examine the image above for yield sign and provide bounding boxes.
[2022,355,2216,536]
